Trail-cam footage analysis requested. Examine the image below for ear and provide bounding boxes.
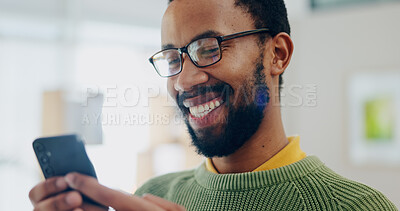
[269,32,294,76]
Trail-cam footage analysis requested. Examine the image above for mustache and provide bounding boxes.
[177,83,232,107]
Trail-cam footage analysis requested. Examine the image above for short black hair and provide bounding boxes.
[167,0,291,93]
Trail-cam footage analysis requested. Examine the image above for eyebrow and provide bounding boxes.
[161,30,221,50]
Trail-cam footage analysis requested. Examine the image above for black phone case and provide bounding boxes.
[33,134,97,179]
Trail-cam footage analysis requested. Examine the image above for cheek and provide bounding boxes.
[220,43,261,80]
[167,79,177,99]
[223,58,256,91]
[225,60,265,104]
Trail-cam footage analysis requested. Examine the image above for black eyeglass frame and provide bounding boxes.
[149,28,270,78]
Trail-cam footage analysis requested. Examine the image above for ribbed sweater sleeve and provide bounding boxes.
[135,156,398,211]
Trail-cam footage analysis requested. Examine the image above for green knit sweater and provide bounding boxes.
[135,156,397,210]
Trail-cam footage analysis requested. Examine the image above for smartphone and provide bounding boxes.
[33,134,97,179]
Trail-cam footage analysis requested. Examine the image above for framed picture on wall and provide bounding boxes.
[348,72,400,166]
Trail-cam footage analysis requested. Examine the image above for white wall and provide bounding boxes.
[0,1,165,208]
[282,1,400,207]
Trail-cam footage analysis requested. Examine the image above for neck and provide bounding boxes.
[211,104,288,174]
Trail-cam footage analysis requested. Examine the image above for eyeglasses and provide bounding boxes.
[149,28,270,77]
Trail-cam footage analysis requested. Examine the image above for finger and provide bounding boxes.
[34,191,82,211]
[65,173,164,211]
[29,177,69,205]
[80,202,108,211]
[142,194,186,211]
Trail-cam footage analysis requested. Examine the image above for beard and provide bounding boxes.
[178,57,270,158]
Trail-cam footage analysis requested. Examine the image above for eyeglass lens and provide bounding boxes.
[152,49,182,77]
[152,37,221,77]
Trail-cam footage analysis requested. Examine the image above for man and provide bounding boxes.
[29,0,397,210]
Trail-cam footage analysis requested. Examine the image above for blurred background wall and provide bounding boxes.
[0,0,399,209]
[282,1,400,206]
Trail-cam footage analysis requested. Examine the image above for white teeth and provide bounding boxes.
[189,107,196,116]
[210,102,215,109]
[198,105,204,113]
[188,99,223,118]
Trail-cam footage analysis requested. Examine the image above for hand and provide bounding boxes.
[29,172,186,211]
[64,172,185,211]
[29,176,96,210]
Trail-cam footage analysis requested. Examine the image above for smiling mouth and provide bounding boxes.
[186,97,225,118]
[179,83,231,123]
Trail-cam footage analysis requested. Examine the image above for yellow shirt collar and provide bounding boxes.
[206,136,306,173]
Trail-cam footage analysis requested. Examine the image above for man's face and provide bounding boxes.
[162,0,272,157]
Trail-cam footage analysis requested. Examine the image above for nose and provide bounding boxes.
[174,54,209,92]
